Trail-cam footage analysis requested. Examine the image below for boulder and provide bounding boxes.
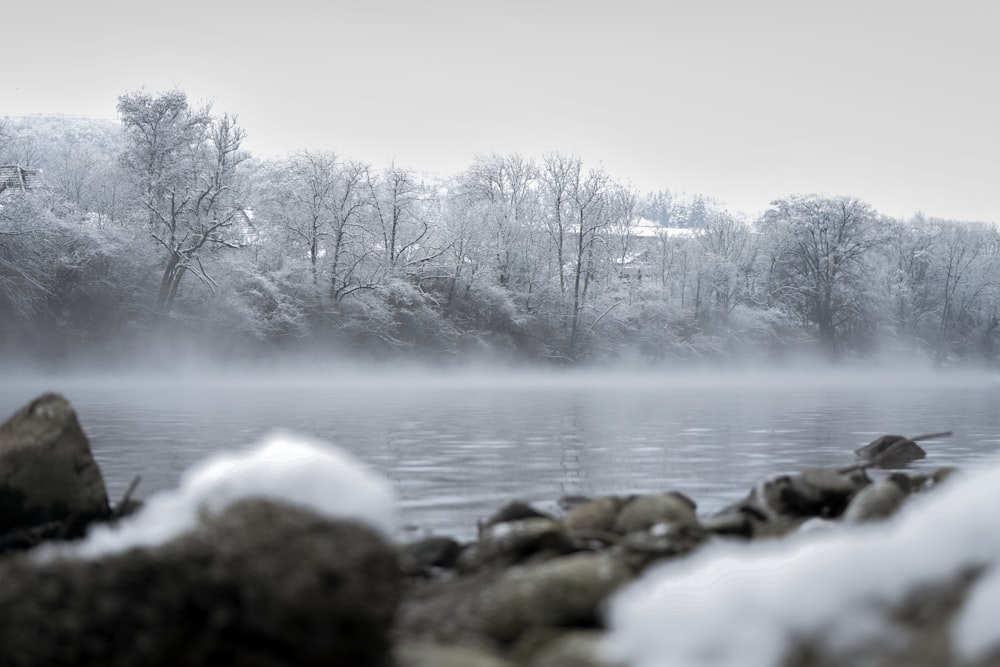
[0,393,110,535]
[617,521,709,571]
[483,501,554,528]
[780,467,870,518]
[614,492,697,534]
[523,630,621,667]
[401,535,463,576]
[399,552,632,647]
[0,499,400,667]
[459,517,575,572]
[843,476,910,522]
[468,552,632,643]
[855,434,926,468]
[563,496,624,535]
[395,642,517,667]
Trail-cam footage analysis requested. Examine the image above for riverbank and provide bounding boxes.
[2,392,999,666]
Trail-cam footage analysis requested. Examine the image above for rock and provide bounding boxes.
[483,501,553,528]
[855,434,926,468]
[563,496,624,535]
[0,393,110,536]
[523,630,622,667]
[843,477,909,522]
[401,535,463,576]
[0,499,400,667]
[400,552,632,647]
[780,467,871,518]
[617,521,709,571]
[468,552,632,643]
[701,511,755,539]
[721,468,869,535]
[459,517,575,572]
[395,642,517,667]
[614,492,697,534]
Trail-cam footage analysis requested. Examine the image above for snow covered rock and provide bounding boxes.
[0,393,109,535]
[62,431,397,559]
[0,498,400,667]
[602,462,1000,667]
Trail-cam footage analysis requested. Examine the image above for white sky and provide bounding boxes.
[4,0,997,222]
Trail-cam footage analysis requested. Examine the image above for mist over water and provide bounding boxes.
[3,364,999,541]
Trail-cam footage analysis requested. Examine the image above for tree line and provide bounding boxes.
[2,91,998,367]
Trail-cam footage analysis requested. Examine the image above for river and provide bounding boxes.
[3,367,999,541]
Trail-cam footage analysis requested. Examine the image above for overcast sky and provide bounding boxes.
[5,0,997,222]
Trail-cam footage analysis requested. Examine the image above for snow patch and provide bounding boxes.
[602,463,1000,667]
[47,432,397,559]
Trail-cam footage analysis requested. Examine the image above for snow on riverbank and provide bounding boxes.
[45,432,397,559]
[602,461,1000,667]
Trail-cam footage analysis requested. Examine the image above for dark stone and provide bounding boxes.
[0,499,401,667]
[459,518,576,572]
[399,553,631,647]
[855,435,927,468]
[779,467,871,518]
[401,535,463,576]
[483,501,554,528]
[0,393,110,535]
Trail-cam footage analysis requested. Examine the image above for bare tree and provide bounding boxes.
[762,195,879,354]
[118,90,250,316]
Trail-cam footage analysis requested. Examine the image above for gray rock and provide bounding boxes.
[781,467,871,518]
[0,499,400,667]
[469,552,632,642]
[614,492,697,534]
[563,496,624,535]
[855,434,926,467]
[483,501,553,528]
[401,552,632,646]
[617,521,709,570]
[395,642,517,667]
[701,511,755,538]
[0,393,110,534]
[524,630,622,667]
[401,535,463,576]
[843,478,909,522]
[460,517,575,572]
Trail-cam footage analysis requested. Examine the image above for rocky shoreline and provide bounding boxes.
[0,392,996,667]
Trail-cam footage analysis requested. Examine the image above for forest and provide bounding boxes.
[2,90,998,368]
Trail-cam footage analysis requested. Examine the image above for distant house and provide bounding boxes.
[0,165,40,194]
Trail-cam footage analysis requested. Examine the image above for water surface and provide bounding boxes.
[3,369,999,541]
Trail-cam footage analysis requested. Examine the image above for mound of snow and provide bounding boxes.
[52,432,397,559]
[602,462,1000,667]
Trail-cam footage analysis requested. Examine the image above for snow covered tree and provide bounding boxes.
[762,195,880,355]
[118,89,250,317]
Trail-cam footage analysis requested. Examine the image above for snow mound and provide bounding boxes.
[602,463,1000,667]
[56,432,397,559]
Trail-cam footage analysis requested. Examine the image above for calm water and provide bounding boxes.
[3,369,1000,541]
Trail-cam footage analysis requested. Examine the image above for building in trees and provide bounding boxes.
[0,165,40,194]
